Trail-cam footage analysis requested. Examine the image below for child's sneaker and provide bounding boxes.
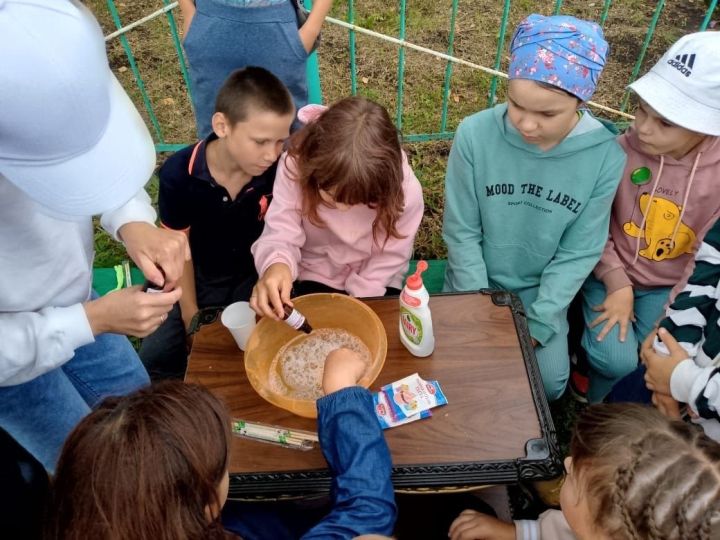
[569,350,589,403]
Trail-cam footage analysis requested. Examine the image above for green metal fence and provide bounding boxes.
[104,0,718,152]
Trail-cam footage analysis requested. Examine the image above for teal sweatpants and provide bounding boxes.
[514,287,570,402]
[581,275,671,403]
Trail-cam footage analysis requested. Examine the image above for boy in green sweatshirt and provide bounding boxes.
[442,14,626,401]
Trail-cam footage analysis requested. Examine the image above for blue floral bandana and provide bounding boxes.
[509,14,608,101]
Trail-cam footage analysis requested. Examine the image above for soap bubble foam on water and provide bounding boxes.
[268,328,371,400]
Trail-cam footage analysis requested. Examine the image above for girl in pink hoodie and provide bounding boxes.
[579,32,720,403]
[250,97,424,319]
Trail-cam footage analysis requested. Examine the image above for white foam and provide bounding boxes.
[268,328,371,400]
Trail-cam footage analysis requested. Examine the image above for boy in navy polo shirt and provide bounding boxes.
[140,67,295,380]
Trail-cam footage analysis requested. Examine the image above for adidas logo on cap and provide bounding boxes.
[667,53,695,77]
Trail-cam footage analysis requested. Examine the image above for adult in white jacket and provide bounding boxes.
[0,0,189,470]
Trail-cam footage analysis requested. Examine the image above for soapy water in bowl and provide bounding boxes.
[268,328,371,400]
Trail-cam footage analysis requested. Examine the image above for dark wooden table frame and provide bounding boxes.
[186,291,561,498]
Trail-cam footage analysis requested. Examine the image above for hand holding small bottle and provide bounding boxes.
[250,262,293,319]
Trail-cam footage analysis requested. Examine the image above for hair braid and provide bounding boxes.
[693,498,720,540]
[643,480,665,540]
[572,404,720,540]
[612,442,645,540]
[676,480,702,538]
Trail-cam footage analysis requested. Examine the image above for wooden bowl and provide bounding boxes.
[244,293,388,418]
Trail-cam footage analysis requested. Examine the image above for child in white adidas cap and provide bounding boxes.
[578,31,720,404]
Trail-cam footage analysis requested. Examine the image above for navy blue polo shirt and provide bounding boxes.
[158,134,276,305]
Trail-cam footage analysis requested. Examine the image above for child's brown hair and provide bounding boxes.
[215,66,294,125]
[571,403,720,540]
[45,381,233,540]
[286,96,405,245]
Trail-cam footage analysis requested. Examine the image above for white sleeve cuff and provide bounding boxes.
[52,302,96,351]
[100,189,157,241]
[670,358,704,403]
[514,520,540,540]
[0,303,95,387]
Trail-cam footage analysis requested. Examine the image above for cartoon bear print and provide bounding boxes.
[623,193,696,261]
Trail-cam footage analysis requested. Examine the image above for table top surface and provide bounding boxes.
[186,292,558,493]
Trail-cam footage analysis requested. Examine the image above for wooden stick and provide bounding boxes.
[232,419,319,451]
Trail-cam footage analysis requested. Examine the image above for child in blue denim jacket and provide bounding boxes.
[46,350,395,539]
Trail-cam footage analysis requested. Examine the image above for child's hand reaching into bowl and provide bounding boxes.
[323,348,366,394]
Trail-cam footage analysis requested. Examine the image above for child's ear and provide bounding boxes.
[212,112,229,138]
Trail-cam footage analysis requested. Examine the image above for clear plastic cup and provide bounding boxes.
[221,301,256,351]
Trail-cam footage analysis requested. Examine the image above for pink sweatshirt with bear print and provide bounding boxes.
[594,127,720,295]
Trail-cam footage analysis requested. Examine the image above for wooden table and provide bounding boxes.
[186,291,561,498]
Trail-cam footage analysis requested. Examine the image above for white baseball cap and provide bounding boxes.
[629,31,720,137]
[0,0,156,217]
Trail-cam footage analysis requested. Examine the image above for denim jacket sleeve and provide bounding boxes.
[301,386,397,539]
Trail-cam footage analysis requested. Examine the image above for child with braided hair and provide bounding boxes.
[448,403,720,540]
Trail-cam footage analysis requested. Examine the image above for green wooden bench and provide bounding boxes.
[92,260,447,296]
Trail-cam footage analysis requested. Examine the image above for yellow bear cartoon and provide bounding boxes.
[623,194,696,261]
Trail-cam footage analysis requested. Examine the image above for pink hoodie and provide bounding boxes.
[594,127,720,294]
[251,124,424,297]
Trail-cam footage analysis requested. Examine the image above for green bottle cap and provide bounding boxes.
[630,167,652,185]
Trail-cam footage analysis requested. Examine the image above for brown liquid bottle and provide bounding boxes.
[282,304,313,334]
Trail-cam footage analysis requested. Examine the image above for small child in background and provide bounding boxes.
[580,31,720,403]
[45,350,396,539]
[250,96,424,320]
[442,14,626,401]
[448,403,720,540]
[139,67,295,381]
[179,0,331,137]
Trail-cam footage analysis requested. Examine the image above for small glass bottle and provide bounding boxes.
[143,268,166,293]
[142,280,164,293]
[283,304,313,334]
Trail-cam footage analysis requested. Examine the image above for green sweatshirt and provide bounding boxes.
[442,103,626,345]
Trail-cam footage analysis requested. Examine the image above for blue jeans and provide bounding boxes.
[606,364,653,404]
[0,331,148,472]
[581,275,670,403]
[514,286,570,402]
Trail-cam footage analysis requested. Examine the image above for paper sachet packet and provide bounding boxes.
[378,372,448,423]
[373,389,432,429]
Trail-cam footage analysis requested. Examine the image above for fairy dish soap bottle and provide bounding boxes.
[399,260,435,357]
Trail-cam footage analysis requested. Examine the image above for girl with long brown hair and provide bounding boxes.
[250,96,424,319]
[45,381,233,540]
[46,352,397,539]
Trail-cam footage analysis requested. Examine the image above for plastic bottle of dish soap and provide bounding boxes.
[399,260,435,357]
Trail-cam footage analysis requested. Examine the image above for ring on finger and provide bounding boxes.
[160,313,167,324]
